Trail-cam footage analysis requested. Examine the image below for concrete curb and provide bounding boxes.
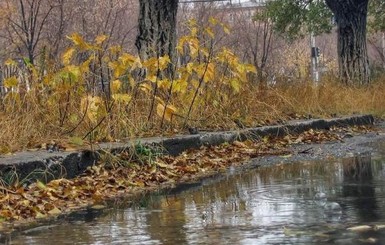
[0,115,375,183]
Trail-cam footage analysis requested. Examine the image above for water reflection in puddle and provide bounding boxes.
[6,153,385,244]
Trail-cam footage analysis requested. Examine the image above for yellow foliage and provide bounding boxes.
[158,79,171,89]
[205,63,215,82]
[146,75,157,83]
[109,45,122,55]
[143,56,170,73]
[205,27,215,38]
[110,80,122,94]
[119,53,137,67]
[3,76,18,88]
[221,23,231,34]
[209,17,218,25]
[158,56,171,70]
[95,34,108,45]
[112,94,131,105]
[109,61,126,78]
[173,76,188,93]
[195,63,215,83]
[4,59,17,66]
[63,65,81,82]
[156,103,177,122]
[109,52,141,79]
[80,57,93,73]
[62,47,76,66]
[230,79,241,93]
[189,38,199,58]
[67,33,92,50]
[80,96,102,124]
[186,62,194,74]
[139,82,152,93]
[188,19,197,27]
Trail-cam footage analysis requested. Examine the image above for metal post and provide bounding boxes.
[310,32,319,82]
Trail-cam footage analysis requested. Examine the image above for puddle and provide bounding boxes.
[4,151,385,244]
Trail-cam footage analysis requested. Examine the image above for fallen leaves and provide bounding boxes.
[347,225,372,232]
[0,126,370,227]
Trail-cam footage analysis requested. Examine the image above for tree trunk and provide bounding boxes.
[136,0,178,72]
[325,0,370,85]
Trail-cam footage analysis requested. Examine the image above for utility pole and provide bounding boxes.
[310,32,320,82]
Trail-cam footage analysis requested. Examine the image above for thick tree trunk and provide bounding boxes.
[136,0,178,70]
[325,0,370,85]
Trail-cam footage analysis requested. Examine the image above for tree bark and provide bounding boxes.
[136,0,178,70]
[325,0,370,85]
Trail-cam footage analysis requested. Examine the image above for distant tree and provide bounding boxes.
[368,0,385,33]
[368,0,385,67]
[2,0,57,65]
[267,0,375,85]
[251,10,274,87]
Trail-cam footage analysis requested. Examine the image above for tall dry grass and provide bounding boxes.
[0,74,384,153]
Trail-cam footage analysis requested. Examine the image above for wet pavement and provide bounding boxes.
[5,140,385,244]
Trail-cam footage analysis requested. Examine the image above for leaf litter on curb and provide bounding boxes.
[0,126,372,228]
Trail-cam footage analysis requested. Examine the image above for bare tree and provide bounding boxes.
[3,0,57,64]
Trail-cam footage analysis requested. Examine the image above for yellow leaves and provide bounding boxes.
[62,47,76,66]
[81,96,103,124]
[95,34,108,45]
[91,204,106,210]
[3,76,18,88]
[191,27,198,37]
[188,38,200,58]
[69,136,84,146]
[243,64,257,74]
[110,80,131,105]
[35,212,47,219]
[110,79,122,93]
[67,33,91,50]
[139,82,152,93]
[230,79,241,93]
[156,103,177,122]
[109,45,122,55]
[36,181,46,190]
[209,17,218,25]
[112,94,131,105]
[158,56,171,70]
[158,79,171,89]
[205,27,215,38]
[196,63,215,83]
[143,56,171,73]
[109,61,126,78]
[61,65,82,83]
[205,63,215,83]
[188,18,197,28]
[347,225,372,232]
[4,59,17,66]
[142,57,157,69]
[109,53,141,79]
[177,36,200,58]
[80,56,93,73]
[119,53,138,67]
[217,48,237,64]
[186,62,194,74]
[221,23,231,35]
[48,207,62,216]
